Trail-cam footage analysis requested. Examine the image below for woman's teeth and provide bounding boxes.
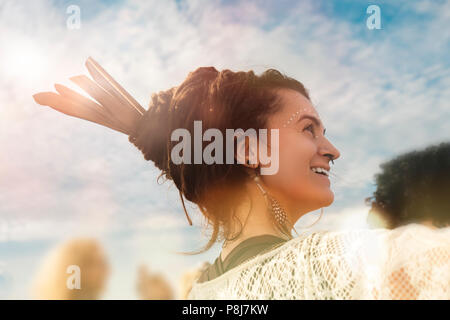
[311,167,329,177]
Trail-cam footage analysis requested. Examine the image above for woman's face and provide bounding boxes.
[261,88,341,216]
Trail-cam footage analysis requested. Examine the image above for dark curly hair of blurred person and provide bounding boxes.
[366,142,450,229]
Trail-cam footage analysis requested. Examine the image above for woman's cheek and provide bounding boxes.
[263,152,295,193]
[279,153,306,195]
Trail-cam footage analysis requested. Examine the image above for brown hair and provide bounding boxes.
[129,67,310,254]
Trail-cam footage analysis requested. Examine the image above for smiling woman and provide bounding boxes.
[32,57,450,300]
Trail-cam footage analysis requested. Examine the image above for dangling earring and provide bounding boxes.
[268,196,288,226]
[252,173,287,226]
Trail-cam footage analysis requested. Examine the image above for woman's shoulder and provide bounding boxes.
[188,224,450,299]
[194,225,446,276]
[288,223,450,245]
[286,224,449,256]
[192,228,381,284]
[196,224,448,278]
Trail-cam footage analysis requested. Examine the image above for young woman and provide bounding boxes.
[33,57,449,299]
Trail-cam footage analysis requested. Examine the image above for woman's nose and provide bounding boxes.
[320,137,340,161]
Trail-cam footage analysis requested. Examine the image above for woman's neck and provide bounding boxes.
[220,179,295,261]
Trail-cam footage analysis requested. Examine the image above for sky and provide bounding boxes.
[0,0,449,299]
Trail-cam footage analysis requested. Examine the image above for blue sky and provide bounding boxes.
[0,0,449,299]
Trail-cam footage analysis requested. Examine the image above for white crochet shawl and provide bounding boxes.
[188,224,449,299]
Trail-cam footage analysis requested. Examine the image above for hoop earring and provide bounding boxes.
[301,207,324,229]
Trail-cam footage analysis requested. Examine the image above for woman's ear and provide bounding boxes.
[234,132,259,168]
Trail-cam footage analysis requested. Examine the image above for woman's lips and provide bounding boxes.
[311,170,330,185]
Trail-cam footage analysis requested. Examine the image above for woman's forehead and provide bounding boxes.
[270,89,320,126]
[281,89,317,113]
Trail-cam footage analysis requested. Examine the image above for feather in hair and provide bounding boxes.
[32,57,144,137]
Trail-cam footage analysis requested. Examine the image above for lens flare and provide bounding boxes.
[1,36,48,87]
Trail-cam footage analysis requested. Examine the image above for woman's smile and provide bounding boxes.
[311,169,330,186]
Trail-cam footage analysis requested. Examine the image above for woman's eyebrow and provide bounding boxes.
[297,115,326,135]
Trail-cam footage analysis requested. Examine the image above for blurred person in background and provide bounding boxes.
[179,261,211,299]
[136,264,174,300]
[31,237,109,299]
[366,142,450,230]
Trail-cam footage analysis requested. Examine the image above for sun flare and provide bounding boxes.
[1,37,48,85]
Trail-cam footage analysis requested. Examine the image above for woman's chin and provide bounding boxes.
[317,189,334,207]
[292,188,334,211]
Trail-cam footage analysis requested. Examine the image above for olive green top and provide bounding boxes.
[197,234,289,283]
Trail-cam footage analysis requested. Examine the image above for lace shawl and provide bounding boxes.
[188,224,450,299]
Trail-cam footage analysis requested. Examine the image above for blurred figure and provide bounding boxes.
[31,237,109,299]
[179,262,211,300]
[136,264,174,300]
[366,142,450,229]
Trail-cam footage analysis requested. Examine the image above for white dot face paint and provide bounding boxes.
[282,102,320,129]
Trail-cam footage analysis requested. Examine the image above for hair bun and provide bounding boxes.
[188,66,219,81]
[129,87,176,173]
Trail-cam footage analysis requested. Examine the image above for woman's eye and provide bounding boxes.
[303,124,315,136]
